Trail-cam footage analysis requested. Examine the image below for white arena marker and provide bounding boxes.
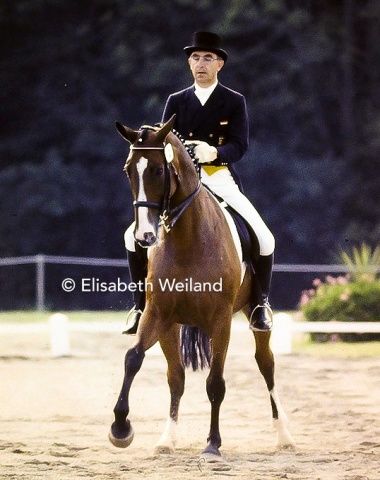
[270,313,293,355]
[49,313,71,357]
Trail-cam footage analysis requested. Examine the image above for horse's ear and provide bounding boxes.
[156,114,176,143]
[115,122,139,144]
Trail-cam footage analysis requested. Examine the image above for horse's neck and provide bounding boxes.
[172,139,200,201]
[166,136,208,247]
[167,187,211,251]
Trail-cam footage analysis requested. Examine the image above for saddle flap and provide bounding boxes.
[223,204,259,274]
[204,185,259,275]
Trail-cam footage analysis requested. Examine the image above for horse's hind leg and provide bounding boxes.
[253,331,295,448]
[202,320,231,457]
[154,325,185,454]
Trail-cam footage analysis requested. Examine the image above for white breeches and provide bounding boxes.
[124,167,275,256]
[200,167,275,256]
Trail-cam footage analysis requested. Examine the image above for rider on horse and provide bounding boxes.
[124,31,275,334]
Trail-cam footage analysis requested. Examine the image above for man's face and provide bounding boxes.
[188,50,224,87]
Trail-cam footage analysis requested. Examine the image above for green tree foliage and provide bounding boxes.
[0,149,130,257]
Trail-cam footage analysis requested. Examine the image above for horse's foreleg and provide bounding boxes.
[202,323,231,457]
[109,345,145,448]
[109,307,166,449]
[253,331,295,448]
[155,325,185,454]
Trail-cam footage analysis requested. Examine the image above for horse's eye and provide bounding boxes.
[155,167,164,176]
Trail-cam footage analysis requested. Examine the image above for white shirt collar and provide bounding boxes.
[194,81,218,106]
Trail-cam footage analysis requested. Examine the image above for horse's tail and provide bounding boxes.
[180,326,211,371]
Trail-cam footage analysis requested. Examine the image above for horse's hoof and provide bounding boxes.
[154,444,175,455]
[201,443,222,458]
[276,426,296,450]
[108,422,134,448]
[277,442,297,451]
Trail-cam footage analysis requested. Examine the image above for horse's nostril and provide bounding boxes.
[143,232,156,244]
[135,229,157,247]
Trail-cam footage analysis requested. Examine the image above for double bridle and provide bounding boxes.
[130,128,201,233]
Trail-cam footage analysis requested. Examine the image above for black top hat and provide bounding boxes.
[184,31,228,62]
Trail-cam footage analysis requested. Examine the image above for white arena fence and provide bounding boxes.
[1,312,380,357]
[0,254,130,311]
[0,254,363,312]
[0,255,379,355]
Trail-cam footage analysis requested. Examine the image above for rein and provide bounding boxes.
[159,182,201,233]
[131,128,201,233]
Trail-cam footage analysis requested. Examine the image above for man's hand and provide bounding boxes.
[193,141,218,164]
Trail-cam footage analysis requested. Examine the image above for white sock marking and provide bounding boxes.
[135,157,155,240]
[270,387,295,447]
[155,417,177,451]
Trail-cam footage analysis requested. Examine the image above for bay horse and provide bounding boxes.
[109,115,294,457]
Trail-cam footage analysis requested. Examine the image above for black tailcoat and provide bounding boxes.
[162,83,249,185]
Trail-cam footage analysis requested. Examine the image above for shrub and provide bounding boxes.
[299,244,380,342]
[340,243,380,282]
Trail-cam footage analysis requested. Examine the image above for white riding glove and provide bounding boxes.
[193,141,218,164]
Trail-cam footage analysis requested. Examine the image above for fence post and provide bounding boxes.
[49,313,71,357]
[36,254,46,312]
[271,312,293,354]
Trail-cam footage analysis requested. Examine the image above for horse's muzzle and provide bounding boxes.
[136,231,157,248]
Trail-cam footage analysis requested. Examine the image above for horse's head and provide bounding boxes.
[117,115,193,248]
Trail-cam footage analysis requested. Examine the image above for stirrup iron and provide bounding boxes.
[249,300,273,332]
[123,308,143,335]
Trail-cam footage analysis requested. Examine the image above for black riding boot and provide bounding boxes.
[249,253,274,332]
[123,246,148,335]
